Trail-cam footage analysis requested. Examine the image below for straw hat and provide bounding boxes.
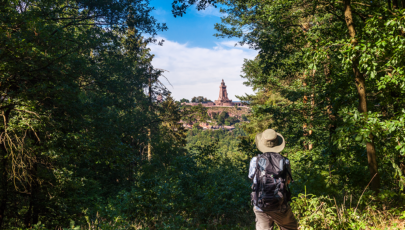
[255,129,285,153]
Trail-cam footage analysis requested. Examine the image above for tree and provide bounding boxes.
[0,0,170,227]
[171,0,218,17]
[219,111,229,120]
[211,112,218,119]
[217,111,229,125]
[241,114,248,121]
[191,96,212,102]
[216,0,405,194]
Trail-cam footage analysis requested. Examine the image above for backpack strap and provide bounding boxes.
[286,169,294,183]
[286,184,292,202]
[284,157,294,183]
[283,157,293,203]
[253,155,261,206]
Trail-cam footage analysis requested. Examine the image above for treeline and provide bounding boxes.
[180,96,213,103]
[191,96,212,103]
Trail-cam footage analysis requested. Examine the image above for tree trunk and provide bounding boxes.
[309,69,316,150]
[389,86,405,177]
[325,56,336,183]
[302,72,309,150]
[0,144,7,229]
[32,163,39,225]
[24,197,33,228]
[24,164,39,227]
[147,69,153,161]
[147,128,152,161]
[0,108,12,228]
[393,0,399,9]
[344,0,380,192]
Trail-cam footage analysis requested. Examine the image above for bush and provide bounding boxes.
[241,114,248,121]
[109,142,252,229]
[290,192,405,230]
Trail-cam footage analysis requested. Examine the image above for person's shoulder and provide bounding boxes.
[250,156,257,163]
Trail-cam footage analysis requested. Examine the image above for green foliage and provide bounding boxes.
[241,114,248,121]
[0,1,255,228]
[290,190,405,230]
[210,0,405,228]
[3,0,405,229]
[0,0,171,228]
[192,123,201,129]
[226,116,240,126]
[180,104,209,124]
[106,141,253,229]
[215,111,231,125]
[216,0,405,195]
[186,126,247,165]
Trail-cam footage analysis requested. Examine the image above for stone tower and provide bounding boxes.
[215,79,233,106]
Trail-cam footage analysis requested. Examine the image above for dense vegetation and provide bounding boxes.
[0,0,188,228]
[215,0,405,228]
[216,0,405,195]
[186,125,246,156]
[1,0,405,229]
[210,111,240,126]
[0,1,251,229]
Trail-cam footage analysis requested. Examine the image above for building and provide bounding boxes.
[214,79,234,106]
[182,79,244,107]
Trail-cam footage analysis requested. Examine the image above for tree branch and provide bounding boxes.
[14,109,40,118]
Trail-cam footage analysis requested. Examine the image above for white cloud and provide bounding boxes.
[154,8,168,16]
[151,7,169,23]
[215,40,251,50]
[149,37,258,101]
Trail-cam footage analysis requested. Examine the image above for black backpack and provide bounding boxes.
[251,152,293,211]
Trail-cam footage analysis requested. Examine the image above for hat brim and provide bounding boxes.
[255,132,285,153]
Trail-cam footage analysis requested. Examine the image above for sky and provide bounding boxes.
[148,0,258,101]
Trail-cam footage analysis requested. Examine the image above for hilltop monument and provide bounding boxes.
[214,79,234,106]
[181,79,244,107]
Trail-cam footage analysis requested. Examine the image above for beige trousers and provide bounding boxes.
[254,206,298,230]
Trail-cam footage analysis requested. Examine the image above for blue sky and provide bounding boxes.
[148,0,257,101]
[150,0,227,48]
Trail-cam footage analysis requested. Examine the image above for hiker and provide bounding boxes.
[249,129,298,230]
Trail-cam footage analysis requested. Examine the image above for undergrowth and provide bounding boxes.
[17,191,405,230]
[289,190,405,230]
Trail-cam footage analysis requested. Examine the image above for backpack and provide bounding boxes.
[251,152,293,211]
